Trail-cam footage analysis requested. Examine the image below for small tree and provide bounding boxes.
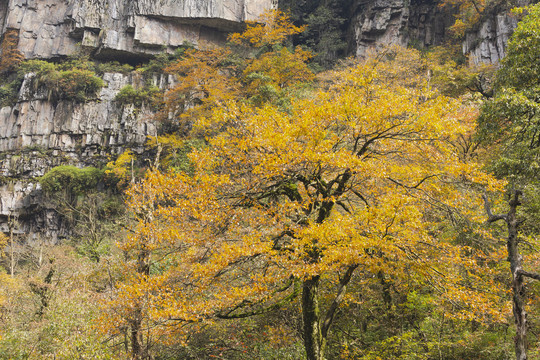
[0,29,24,74]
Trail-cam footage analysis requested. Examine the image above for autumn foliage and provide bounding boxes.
[103,35,507,358]
[0,29,24,74]
[0,8,531,360]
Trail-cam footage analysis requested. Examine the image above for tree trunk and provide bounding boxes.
[484,190,528,360]
[506,193,527,360]
[130,248,150,360]
[9,217,14,277]
[130,311,143,360]
[303,276,325,360]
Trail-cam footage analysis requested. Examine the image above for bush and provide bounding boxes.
[40,166,103,195]
[18,60,105,102]
[0,83,19,107]
[94,61,134,75]
[57,69,105,102]
[114,84,162,108]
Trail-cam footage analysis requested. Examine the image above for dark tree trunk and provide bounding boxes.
[130,310,144,360]
[303,276,324,360]
[484,190,529,360]
[301,264,358,360]
[506,192,527,360]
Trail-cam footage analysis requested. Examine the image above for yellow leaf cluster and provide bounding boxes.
[228,10,306,48]
[105,150,135,189]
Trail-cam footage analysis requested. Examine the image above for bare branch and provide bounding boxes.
[518,270,540,282]
[388,174,439,190]
[481,194,506,223]
[321,264,358,339]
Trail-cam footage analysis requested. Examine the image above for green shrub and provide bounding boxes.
[0,83,18,107]
[114,84,162,108]
[57,69,105,102]
[18,60,104,102]
[94,61,134,75]
[40,166,103,195]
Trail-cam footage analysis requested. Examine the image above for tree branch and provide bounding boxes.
[387,174,438,190]
[517,269,540,281]
[481,194,507,223]
[216,279,300,319]
[321,264,358,340]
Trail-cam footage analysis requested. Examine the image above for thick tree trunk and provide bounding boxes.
[130,311,143,360]
[302,276,324,360]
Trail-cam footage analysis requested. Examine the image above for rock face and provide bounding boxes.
[348,0,455,57]
[463,13,519,64]
[0,72,160,155]
[0,72,162,238]
[2,0,273,60]
[347,0,522,64]
[0,0,274,239]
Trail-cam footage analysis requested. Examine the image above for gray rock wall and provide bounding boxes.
[348,0,455,57]
[463,13,519,64]
[0,72,161,239]
[0,72,158,154]
[0,0,274,240]
[0,0,8,35]
[2,0,273,60]
[347,0,525,64]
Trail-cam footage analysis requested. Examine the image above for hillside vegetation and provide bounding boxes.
[1,6,540,360]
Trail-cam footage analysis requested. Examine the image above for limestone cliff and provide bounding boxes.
[347,0,522,63]
[1,0,272,60]
[463,12,519,64]
[348,0,454,57]
[0,71,164,237]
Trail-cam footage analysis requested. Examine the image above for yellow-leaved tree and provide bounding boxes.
[102,48,504,360]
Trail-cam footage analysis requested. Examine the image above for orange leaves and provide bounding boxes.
[0,29,24,74]
[160,9,312,131]
[106,40,507,351]
[162,47,240,125]
[228,10,306,48]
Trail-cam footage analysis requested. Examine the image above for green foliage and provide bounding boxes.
[428,44,495,97]
[57,68,105,102]
[496,5,540,90]
[0,248,117,359]
[136,45,192,76]
[18,59,105,102]
[114,84,162,108]
[93,61,134,75]
[40,166,125,262]
[302,1,347,67]
[478,3,540,182]
[146,135,205,173]
[0,81,20,107]
[40,166,103,195]
[279,0,349,68]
